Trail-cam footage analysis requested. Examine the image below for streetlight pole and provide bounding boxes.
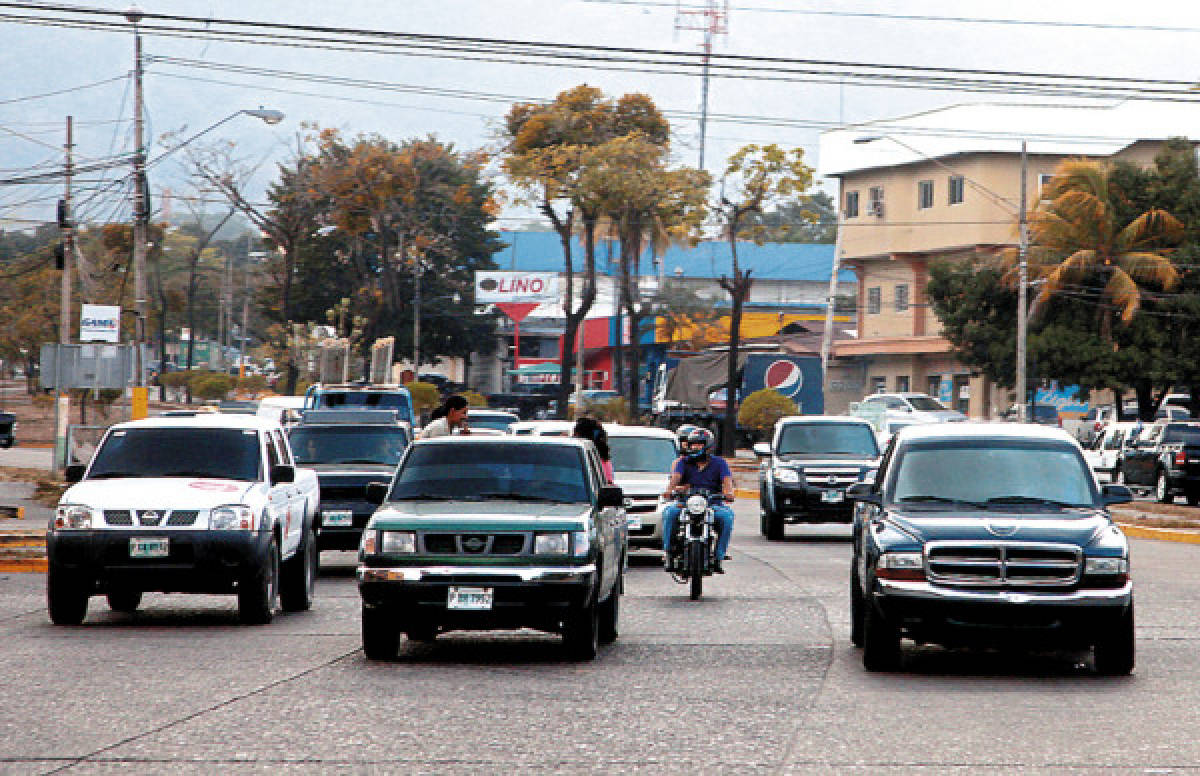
[413,254,421,377]
[1016,141,1030,422]
[127,5,147,388]
[819,211,843,374]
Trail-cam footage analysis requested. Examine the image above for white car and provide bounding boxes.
[466,409,520,436]
[46,414,321,625]
[859,392,967,423]
[1083,421,1141,483]
[507,420,575,437]
[604,424,679,551]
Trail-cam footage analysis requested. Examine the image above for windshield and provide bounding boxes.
[1163,425,1200,444]
[89,428,261,481]
[316,391,413,424]
[777,423,879,457]
[907,396,949,411]
[609,436,678,473]
[890,441,1096,508]
[469,413,518,432]
[390,443,590,503]
[288,426,410,465]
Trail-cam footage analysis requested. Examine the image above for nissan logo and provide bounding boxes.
[462,536,487,552]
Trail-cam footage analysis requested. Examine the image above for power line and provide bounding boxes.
[0,73,126,106]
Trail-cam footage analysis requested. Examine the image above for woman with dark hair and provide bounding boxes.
[420,395,471,439]
[573,416,613,483]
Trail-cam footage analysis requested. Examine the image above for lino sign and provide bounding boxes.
[474,271,559,304]
[80,304,121,343]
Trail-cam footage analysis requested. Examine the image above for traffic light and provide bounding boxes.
[53,243,65,270]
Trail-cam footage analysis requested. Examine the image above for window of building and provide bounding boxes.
[927,375,941,397]
[867,287,881,315]
[948,175,964,205]
[868,186,884,217]
[917,180,934,210]
[1039,173,1055,198]
[870,377,887,394]
[895,284,909,312]
[896,375,910,392]
[845,190,859,218]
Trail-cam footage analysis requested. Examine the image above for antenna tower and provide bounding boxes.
[674,0,728,169]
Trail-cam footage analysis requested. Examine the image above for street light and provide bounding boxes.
[841,133,1031,420]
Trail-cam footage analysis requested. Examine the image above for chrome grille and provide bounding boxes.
[104,510,132,526]
[420,532,528,555]
[625,496,660,514]
[926,541,1082,587]
[800,468,862,487]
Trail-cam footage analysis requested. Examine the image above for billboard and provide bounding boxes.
[474,271,559,303]
[80,304,120,343]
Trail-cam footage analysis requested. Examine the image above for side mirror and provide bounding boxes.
[753,442,772,458]
[847,481,881,506]
[64,464,86,484]
[270,464,294,484]
[1101,483,1133,506]
[597,484,625,508]
[365,482,389,505]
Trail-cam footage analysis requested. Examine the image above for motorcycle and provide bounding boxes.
[667,488,723,600]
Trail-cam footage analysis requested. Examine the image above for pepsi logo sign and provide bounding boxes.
[764,359,805,398]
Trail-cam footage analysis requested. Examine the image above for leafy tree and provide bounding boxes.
[738,389,798,433]
[404,381,441,414]
[713,144,814,454]
[750,192,836,243]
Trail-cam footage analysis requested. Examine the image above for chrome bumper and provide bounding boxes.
[877,579,1132,606]
[357,564,597,584]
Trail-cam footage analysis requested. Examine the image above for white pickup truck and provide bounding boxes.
[46,414,320,625]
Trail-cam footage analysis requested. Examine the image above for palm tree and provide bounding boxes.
[1013,158,1182,335]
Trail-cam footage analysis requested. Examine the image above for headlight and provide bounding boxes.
[361,529,379,555]
[209,504,255,530]
[534,532,570,555]
[876,551,925,580]
[54,504,95,530]
[1085,557,1129,575]
[572,531,590,558]
[381,531,416,554]
[686,494,708,513]
[774,467,800,484]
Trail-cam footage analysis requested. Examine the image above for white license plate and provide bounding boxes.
[821,490,845,503]
[626,514,643,530]
[322,510,353,527]
[447,586,494,611]
[129,537,169,558]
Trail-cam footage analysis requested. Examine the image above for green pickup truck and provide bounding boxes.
[357,436,628,660]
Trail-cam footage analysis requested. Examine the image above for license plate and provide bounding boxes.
[322,510,353,527]
[129,537,169,558]
[821,490,845,503]
[626,514,643,530]
[447,586,493,611]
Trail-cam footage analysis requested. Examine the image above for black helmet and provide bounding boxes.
[683,428,715,461]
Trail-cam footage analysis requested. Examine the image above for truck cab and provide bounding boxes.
[304,383,415,430]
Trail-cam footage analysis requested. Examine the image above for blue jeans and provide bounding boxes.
[662,503,734,562]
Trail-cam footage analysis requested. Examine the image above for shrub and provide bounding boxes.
[404,381,441,411]
[190,372,235,401]
[157,371,190,389]
[461,390,488,407]
[590,397,631,424]
[235,374,268,394]
[738,388,799,433]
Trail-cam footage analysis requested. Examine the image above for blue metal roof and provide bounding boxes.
[491,231,849,282]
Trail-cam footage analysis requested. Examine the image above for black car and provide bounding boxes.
[287,410,411,556]
[1117,420,1200,504]
[848,424,1135,674]
[0,411,14,448]
[754,416,880,540]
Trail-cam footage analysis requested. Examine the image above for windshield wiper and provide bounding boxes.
[391,492,456,501]
[335,459,391,465]
[897,495,987,508]
[86,471,138,479]
[477,491,576,503]
[985,496,1089,509]
[160,470,227,478]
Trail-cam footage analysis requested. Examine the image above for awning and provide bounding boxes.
[506,362,565,376]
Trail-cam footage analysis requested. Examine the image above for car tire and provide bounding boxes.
[1094,602,1135,676]
[1156,471,1174,504]
[47,566,88,625]
[238,536,279,625]
[1188,491,1200,507]
[850,567,865,649]
[862,600,901,672]
[764,509,784,541]
[362,604,401,659]
[563,599,600,661]
[598,586,620,645]
[106,591,142,613]
[688,542,704,601]
[280,525,316,612]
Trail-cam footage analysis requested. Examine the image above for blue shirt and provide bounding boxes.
[673,455,732,493]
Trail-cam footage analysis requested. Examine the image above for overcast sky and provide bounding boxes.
[3,0,1200,229]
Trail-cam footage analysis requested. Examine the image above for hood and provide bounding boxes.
[886,509,1109,547]
[613,472,669,495]
[63,478,261,509]
[912,410,966,422]
[371,499,593,531]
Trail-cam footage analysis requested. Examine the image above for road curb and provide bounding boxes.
[0,529,47,573]
[1114,522,1200,544]
[735,488,756,500]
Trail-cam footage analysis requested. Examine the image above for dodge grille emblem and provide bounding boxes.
[986,520,1019,537]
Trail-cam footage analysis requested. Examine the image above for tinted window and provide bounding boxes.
[469,413,518,432]
[1163,425,1200,444]
[317,391,414,424]
[609,437,678,473]
[289,426,411,465]
[89,428,261,481]
[890,440,1095,508]
[391,443,589,503]
[777,423,879,457]
[906,396,948,411]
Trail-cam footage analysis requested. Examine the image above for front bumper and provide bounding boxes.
[627,510,664,547]
[47,528,273,594]
[357,563,597,632]
[873,578,1133,646]
[768,482,854,523]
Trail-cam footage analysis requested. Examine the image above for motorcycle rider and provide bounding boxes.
[661,428,735,573]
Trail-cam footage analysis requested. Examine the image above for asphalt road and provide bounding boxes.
[1,501,1198,773]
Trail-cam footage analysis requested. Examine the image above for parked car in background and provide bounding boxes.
[304,383,415,431]
[1116,421,1200,504]
[605,425,678,551]
[1070,405,1119,446]
[0,411,15,448]
[257,395,306,428]
[466,409,520,435]
[507,420,574,437]
[848,423,1135,674]
[859,392,966,423]
[1083,421,1141,484]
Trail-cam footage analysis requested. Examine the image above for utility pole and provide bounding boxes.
[1016,140,1029,422]
[412,253,421,376]
[61,116,73,346]
[674,0,728,169]
[819,212,844,374]
[127,6,148,388]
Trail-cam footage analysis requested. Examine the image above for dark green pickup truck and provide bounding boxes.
[357,436,627,660]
